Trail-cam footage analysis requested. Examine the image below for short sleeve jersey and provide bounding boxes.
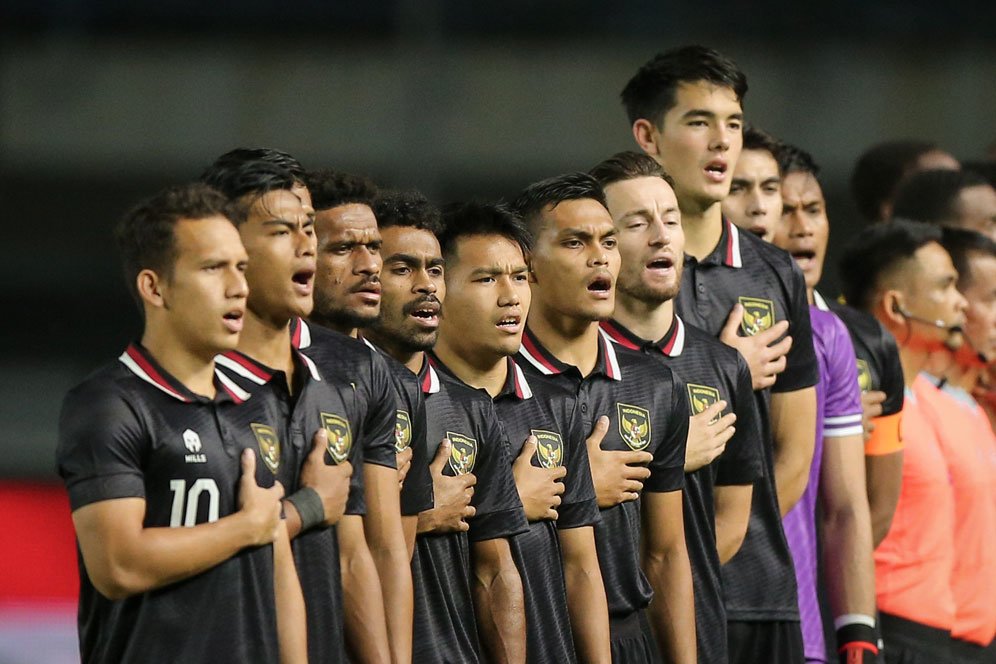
[215,348,363,664]
[816,292,905,456]
[676,219,818,620]
[915,376,996,646]
[782,307,864,661]
[411,358,528,664]
[57,343,282,664]
[601,315,764,663]
[517,327,688,619]
[874,384,955,631]
[361,336,434,516]
[431,353,600,664]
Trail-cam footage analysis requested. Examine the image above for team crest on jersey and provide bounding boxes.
[395,410,412,452]
[531,429,564,469]
[687,384,722,424]
[182,429,206,463]
[738,296,776,336]
[447,431,478,475]
[856,359,872,392]
[321,413,353,465]
[250,423,281,474]
[617,403,651,451]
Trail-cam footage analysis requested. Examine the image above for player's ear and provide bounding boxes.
[137,269,167,309]
[879,289,905,327]
[632,118,660,157]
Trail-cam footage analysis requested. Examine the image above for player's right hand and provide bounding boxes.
[417,439,476,534]
[720,304,792,390]
[860,390,886,442]
[512,435,567,522]
[300,429,353,527]
[237,448,285,546]
[585,416,653,509]
[396,445,414,490]
[684,401,736,472]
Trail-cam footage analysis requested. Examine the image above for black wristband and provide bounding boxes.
[286,487,325,532]
[837,622,879,664]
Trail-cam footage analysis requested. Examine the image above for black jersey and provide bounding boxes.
[431,354,601,664]
[601,315,765,663]
[517,327,688,620]
[215,348,362,664]
[816,292,905,418]
[412,359,528,664]
[57,343,282,664]
[361,336,434,516]
[675,219,819,622]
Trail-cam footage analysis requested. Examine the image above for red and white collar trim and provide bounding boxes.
[724,220,743,268]
[519,328,621,381]
[597,328,623,380]
[215,371,251,403]
[660,316,686,357]
[518,332,560,375]
[510,359,533,399]
[215,348,323,384]
[813,290,830,312]
[421,361,440,394]
[291,317,313,350]
[119,345,250,403]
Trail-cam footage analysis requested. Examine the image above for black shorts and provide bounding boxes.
[609,610,661,664]
[727,619,805,664]
[949,634,993,664]
[878,612,951,664]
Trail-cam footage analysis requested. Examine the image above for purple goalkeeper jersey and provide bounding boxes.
[783,306,864,661]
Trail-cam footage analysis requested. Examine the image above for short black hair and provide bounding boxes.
[940,227,996,291]
[513,172,608,236]
[204,147,306,184]
[620,45,748,127]
[115,183,233,309]
[776,143,820,179]
[305,169,379,212]
[199,158,298,224]
[742,125,782,159]
[963,160,996,190]
[373,189,442,235]
[839,219,942,312]
[850,140,945,222]
[892,169,989,227]
[589,151,675,189]
[438,201,531,265]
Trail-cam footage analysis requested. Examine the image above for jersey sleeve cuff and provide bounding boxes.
[467,508,529,542]
[643,469,684,493]
[555,499,601,530]
[66,473,146,511]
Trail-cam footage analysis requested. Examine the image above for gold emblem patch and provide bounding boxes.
[251,423,281,474]
[447,431,478,475]
[395,410,412,452]
[617,403,651,451]
[321,412,352,465]
[687,384,722,424]
[531,429,564,469]
[738,296,776,336]
[856,359,872,392]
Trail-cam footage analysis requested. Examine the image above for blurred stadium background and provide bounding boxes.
[1,2,994,661]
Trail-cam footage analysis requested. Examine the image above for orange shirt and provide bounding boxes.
[914,376,996,646]
[874,386,955,631]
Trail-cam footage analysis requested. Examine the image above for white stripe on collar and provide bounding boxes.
[669,316,686,356]
[729,223,743,268]
[299,352,322,382]
[813,290,830,311]
[518,343,554,375]
[512,361,533,399]
[215,369,252,401]
[214,354,268,385]
[425,364,440,394]
[298,319,312,349]
[598,328,623,381]
[118,351,188,401]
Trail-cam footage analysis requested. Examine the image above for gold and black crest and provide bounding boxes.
[738,296,776,336]
[395,410,412,452]
[856,359,872,393]
[531,429,564,469]
[321,412,353,465]
[617,403,651,451]
[250,423,281,474]
[446,431,478,475]
[687,383,722,424]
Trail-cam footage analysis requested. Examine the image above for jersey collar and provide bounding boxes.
[419,355,441,394]
[215,347,323,387]
[119,343,251,404]
[518,326,622,381]
[813,290,830,311]
[289,317,313,350]
[498,357,534,400]
[600,315,685,357]
[690,219,743,269]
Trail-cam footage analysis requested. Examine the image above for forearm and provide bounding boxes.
[563,554,611,663]
[713,485,752,564]
[339,517,392,664]
[282,500,303,539]
[771,388,816,516]
[402,515,418,560]
[865,451,903,547]
[274,521,308,664]
[644,545,696,664]
[472,544,526,664]
[821,503,876,617]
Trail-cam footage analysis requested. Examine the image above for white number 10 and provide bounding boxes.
[169,479,220,527]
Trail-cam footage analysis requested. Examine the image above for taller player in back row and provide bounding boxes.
[57,184,306,663]
[622,46,819,662]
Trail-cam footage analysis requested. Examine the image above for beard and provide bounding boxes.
[616,272,681,305]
